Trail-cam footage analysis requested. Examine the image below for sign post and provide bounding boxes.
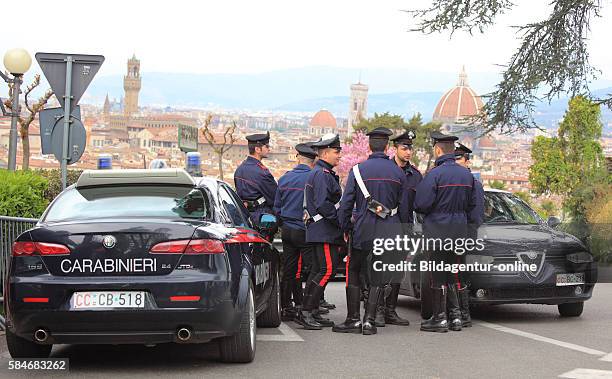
[35,53,104,189]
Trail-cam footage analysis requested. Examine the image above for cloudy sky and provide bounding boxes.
[2,0,612,92]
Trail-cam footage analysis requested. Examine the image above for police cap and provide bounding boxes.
[366,127,393,139]
[311,133,341,150]
[454,142,472,159]
[246,131,270,145]
[295,142,317,159]
[391,130,416,145]
[430,131,458,145]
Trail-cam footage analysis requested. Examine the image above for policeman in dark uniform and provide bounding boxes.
[371,129,423,327]
[415,131,477,333]
[334,128,411,335]
[298,134,343,330]
[273,142,317,321]
[454,142,485,327]
[234,131,278,237]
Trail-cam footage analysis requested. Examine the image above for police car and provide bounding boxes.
[5,169,281,362]
[401,189,598,318]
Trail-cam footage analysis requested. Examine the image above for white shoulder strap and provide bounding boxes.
[352,165,371,199]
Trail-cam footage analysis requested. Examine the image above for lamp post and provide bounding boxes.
[1,48,32,171]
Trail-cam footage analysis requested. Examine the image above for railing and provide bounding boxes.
[0,216,38,329]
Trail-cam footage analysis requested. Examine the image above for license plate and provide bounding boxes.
[71,291,145,309]
[556,273,585,286]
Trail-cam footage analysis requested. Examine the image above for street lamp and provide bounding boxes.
[1,48,32,171]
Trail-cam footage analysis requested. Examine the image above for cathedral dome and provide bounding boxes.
[310,109,337,128]
[432,67,484,124]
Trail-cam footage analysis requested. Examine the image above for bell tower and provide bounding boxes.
[347,79,368,137]
[123,54,141,116]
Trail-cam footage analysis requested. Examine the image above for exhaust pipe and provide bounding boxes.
[34,329,48,343]
[177,328,191,342]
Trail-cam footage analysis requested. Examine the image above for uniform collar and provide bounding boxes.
[435,153,457,167]
[316,159,334,171]
[294,163,311,171]
[246,155,261,164]
[368,152,389,160]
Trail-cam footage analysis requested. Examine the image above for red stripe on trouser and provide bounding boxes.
[319,243,333,286]
[455,256,461,287]
[296,254,302,280]
[345,254,350,287]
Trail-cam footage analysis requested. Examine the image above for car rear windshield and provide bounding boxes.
[43,185,213,223]
[484,192,541,224]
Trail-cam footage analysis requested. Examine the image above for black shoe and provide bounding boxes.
[385,284,410,326]
[317,306,329,315]
[309,282,334,327]
[320,298,336,309]
[312,309,334,327]
[333,285,362,334]
[457,285,473,327]
[447,284,462,332]
[295,310,322,330]
[420,286,449,333]
[363,286,384,335]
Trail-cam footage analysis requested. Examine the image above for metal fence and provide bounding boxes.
[1,216,38,297]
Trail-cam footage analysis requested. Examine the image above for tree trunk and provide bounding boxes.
[217,153,224,181]
[20,128,30,170]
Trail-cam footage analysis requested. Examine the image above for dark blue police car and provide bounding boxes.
[5,169,281,362]
[401,189,598,319]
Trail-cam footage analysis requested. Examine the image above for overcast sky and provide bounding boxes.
[2,0,612,84]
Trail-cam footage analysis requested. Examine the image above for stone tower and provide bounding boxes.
[123,54,141,116]
[103,94,110,116]
[347,81,368,137]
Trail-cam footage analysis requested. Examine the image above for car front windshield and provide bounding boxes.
[43,185,212,223]
[484,192,541,224]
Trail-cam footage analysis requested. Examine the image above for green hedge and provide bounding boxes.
[0,170,49,218]
[35,169,83,204]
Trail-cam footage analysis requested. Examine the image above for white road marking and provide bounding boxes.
[601,353,612,362]
[477,321,607,356]
[558,368,612,378]
[256,322,304,342]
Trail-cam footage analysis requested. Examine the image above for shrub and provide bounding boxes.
[35,169,83,203]
[0,170,49,218]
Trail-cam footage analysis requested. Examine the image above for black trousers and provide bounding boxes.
[310,243,340,287]
[429,249,462,287]
[281,227,312,286]
[346,248,368,287]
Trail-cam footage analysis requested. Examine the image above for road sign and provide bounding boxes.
[50,118,86,165]
[39,106,81,155]
[35,53,105,108]
[179,124,199,152]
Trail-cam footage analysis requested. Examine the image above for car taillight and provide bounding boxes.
[12,241,70,256]
[150,239,224,254]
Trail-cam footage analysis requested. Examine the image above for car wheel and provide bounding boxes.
[218,282,256,363]
[558,302,584,317]
[256,271,282,327]
[6,329,52,359]
[420,271,433,320]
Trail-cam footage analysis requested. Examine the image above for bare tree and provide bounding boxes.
[3,74,54,169]
[408,0,606,134]
[200,114,237,181]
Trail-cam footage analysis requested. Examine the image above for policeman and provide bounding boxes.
[334,128,411,335]
[273,142,317,321]
[454,142,485,327]
[298,134,343,330]
[415,131,477,333]
[371,130,423,327]
[234,131,278,236]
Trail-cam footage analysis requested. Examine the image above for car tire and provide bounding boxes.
[6,329,52,359]
[420,271,433,320]
[558,302,584,317]
[256,271,282,328]
[218,282,256,363]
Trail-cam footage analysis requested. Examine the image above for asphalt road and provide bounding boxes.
[1,283,611,378]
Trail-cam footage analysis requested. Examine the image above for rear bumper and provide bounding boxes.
[5,274,242,345]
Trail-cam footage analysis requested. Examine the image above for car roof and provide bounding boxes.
[76,168,195,188]
[484,188,512,194]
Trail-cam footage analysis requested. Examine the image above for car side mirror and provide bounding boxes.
[258,213,278,233]
[547,216,561,228]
